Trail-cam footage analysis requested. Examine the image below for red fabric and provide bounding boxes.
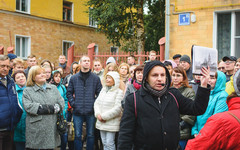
[133,80,141,90]
[67,102,72,111]
[186,97,240,150]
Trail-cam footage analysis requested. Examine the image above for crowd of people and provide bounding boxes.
[0,50,240,150]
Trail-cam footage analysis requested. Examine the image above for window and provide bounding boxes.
[62,41,74,58]
[111,46,119,60]
[16,0,30,13]
[214,11,240,60]
[89,7,97,27]
[15,35,31,59]
[94,44,98,59]
[63,1,73,22]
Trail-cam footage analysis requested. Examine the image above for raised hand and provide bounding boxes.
[200,66,210,88]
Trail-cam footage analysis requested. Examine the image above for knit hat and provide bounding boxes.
[106,71,120,90]
[180,55,191,64]
[142,60,171,97]
[173,54,181,60]
[7,54,17,60]
[106,57,116,65]
[233,69,240,96]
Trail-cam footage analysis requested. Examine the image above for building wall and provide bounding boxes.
[0,0,90,24]
[169,0,240,58]
[0,11,112,64]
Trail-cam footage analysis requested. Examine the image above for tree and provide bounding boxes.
[87,0,144,54]
[144,0,165,52]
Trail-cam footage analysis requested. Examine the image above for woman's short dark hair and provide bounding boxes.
[12,70,26,81]
[132,65,144,81]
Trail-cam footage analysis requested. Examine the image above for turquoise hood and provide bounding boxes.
[211,71,226,95]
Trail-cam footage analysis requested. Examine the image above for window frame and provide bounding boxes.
[213,10,240,58]
[16,0,31,14]
[62,40,74,59]
[89,7,97,28]
[110,46,119,60]
[15,35,31,60]
[63,1,74,22]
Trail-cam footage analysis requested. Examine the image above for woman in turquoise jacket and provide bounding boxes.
[51,70,68,150]
[12,71,27,150]
[192,71,228,137]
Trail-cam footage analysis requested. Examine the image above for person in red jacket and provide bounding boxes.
[186,69,240,150]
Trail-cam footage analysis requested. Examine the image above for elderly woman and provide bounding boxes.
[94,71,123,150]
[12,71,27,150]
[22,66,65,150]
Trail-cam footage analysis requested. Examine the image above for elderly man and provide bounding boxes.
[0,55,22,150]
[118,61,211,150]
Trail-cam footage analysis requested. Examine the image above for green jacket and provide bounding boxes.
[178,86,196,140]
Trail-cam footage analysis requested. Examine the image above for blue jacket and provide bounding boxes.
[0,75,22,130]
[56,84,68,119]
[192,71,228,135]
[14,85,26,142]
[67,71,102,115]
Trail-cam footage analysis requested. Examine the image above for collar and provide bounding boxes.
[16,84,26,91]
[32,83,51,91]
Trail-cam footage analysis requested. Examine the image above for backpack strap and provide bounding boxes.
[227,112,240,124]
[168,91,179,108]
[134,92,137,118]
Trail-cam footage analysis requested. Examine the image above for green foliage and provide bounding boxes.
[87,0,165,53]
[144,0,165,52]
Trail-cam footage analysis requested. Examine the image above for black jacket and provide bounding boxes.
[118,85,210,150]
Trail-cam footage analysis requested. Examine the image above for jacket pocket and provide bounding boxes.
[30,115,42,123]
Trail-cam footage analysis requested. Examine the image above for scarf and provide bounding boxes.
[121,74,129,84]
[143,78,169,98]
[133,80,142,90]
[59,63,66,69]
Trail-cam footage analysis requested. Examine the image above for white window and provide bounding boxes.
[213,11,240,60]
[62,41,74,58]
[89,7,97,28]
[63,1,73,22]
[15,35,31,59]
[94,44,98,57]
[16,0,30,13]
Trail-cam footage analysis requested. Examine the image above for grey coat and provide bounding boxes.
[22,84,65,149]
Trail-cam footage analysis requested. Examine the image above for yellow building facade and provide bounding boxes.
[0,0,113,64]
[168,0,240,60]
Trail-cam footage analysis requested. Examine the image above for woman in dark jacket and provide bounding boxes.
[171,67,195,150]
[118,61,211,150]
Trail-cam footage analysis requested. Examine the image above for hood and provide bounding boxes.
[106,57,116,65]
[105,71,120,91]
[142,60,171,92]
[70,61,78,74]
[227,97,240,110]
[211,71,226,94]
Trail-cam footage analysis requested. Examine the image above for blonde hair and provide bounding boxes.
[13,58,24,67]
[103,63,118,79]
[26,66,45,86]
[149,50,156,55]
[118,62,130,75]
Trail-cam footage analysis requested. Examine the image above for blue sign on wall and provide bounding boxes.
[179,13,190,26]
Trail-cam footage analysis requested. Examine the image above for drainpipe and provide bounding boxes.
[165,0,170,60]
[158,37,165,61]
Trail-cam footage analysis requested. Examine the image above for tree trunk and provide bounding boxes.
[137,0,145,64]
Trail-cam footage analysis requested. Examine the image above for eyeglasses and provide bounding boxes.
[224,61,234,64]
[218,67,225,70]
[0,65,11,69]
